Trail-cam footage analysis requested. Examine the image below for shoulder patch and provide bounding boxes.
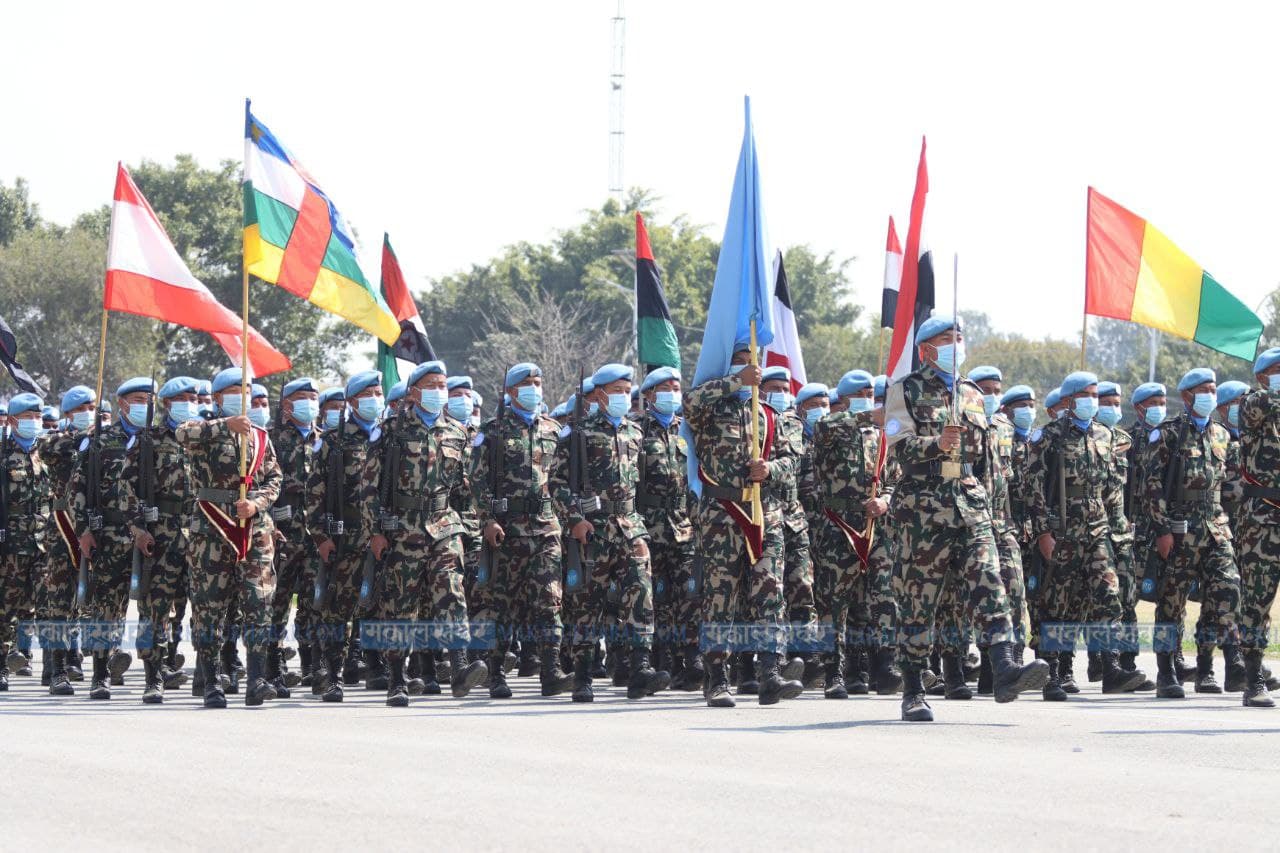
[1030,428,1043,443]
[1148,428,1161,443]
[369,426,382,442]
[472,432,485,448]
[885,418,901,437]
[311,438,323,453]
[125,435,137,451]
[558,425,572,440]
[78,436,91,452]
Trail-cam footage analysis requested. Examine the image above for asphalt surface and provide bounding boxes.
[2,648,1278,852]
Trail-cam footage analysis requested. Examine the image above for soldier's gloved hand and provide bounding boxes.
[864,497,889,518]
[226,415,252,435]
[132,528,156,557]
[371,534,389,560]
[234,499,258,520]
[571,520,594,545]
[79,531,97,557]
[1155,533,1174,560]
[748,458,769,482]
[318,538,336,562]
[1038,532,1056,561]
[938,424,963,453]
[736,365,762,387]
[484,522,505,548]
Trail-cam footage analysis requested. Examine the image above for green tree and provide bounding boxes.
[0,178,40,246]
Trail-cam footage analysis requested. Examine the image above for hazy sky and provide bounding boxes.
[4,1,1278,344]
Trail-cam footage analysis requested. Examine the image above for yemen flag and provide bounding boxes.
[880,216,903,329]
[377,233,436,392]
[242,101,400,345]
[887,138,935,382]
[763,250,805,394]
[1086,188,1262,361]
[106,164,291,377]
[635,213,680,371]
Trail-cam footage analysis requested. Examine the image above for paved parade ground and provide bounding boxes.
[2,646,1278,852]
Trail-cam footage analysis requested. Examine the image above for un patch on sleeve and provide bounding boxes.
[472,432,485,448]
[558,425,572,440]
[885,419,901,436]
[1148,428,1161,443]
[1030,428,1043,443]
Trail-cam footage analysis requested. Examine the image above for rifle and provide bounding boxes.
[1027,437,1063,603]
[75,407,105,610]
[360,413,402,610]
[313,404,346,609]
[1139,418,1191,603]
[0,420,9,558]
[130,375,158,602]
[475,374,507,589]
[564,369,598,595]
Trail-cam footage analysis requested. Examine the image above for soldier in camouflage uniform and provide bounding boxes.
[122,377,199,703]
[635,367,701,691]
[1206,380,1251,692]
[552,363,668,703]
[883,315,1048,721]
[471,363,573,699]
[684,344,805,708]
[1025,371,1147,701]
[999,385,1039,657]
[176,368,282,707]
[307,371,383,702]
[446,374,490,687]
[0,394,51,692]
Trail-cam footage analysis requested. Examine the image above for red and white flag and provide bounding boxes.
[763,250,805,394]
[879,216,903,329]
[104,163,290,377]
[886,139,936,382]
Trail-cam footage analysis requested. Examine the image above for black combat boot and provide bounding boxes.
[517,643,540,678]
[342,631,363,685]
[67,642,84,681]
[1194,649,1222,693]
[41,650,51,686]
[610,643,630,687]
[244,650,277,706]
[590,640,608,679]
[322,648,345,702]
[824,650,848,700]
[942,652,974,700]
[1222,644,1246,693]
[1101,651,1146,694]
[1085,650,1102,682]
[107,648,132,686]
[735,652,759,695]
[364,649,388,691]
[310,644,328,689]
[221,638,245,680]
[449,648,487,698]
[1155,652,1185,698]
[219,643,240,695]
[672,644,706,691]
[540,643,573,697]
[489,653,512,699]
[757,651,803,706]
[192,650,206,697]
[1243,651,1276,708]
[780,654,805,684]
[1042,653,1068,701]
[900,664,933,721]
[89,653,111,700]
[49,650,74,696]
[872,647,903,695]
[15,632,33,675]
[299,644,315,687]
[142,658,164,705]
[990,640,1049,702]
[1174,649,1195,683]
[626,647,670,700]
[0,665,7,691]
[167,626,184,671]
[161,653,187,690]
[655,643,676,684]
[572,651,594,703]
[1058,651,1080,694]
[844,644,870,695]
[385,653,409,707]
[976,646,994,696]
[1119,651,1156,691]
[266,643,290,699]
[420,651,441,695]
[704,656,735,707]
[200,649,226,709]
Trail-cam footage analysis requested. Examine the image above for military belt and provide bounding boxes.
[824,496,864,513]
[1180,488,1217,502]
[197,488,239,504]
[903,461,973,480]
[701,484,753,503]
[499,495,553,516]
[392,492,451,514]
[592,497,635,516]
[102,509,130,528]
[155,496,184,516]
[636,492,686,512]
[770,485,799,504]
[1243,484,1280,501]
[51,498,71,512]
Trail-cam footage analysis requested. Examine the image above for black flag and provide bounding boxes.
[0,313,46,397]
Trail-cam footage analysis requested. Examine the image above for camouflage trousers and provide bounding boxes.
[649,529,700,648]
[0,551,38,658]
[1155,526,1240,652]
[850,534,897,648]
[469,532,564,648]
[188,527,276,653]
[1236,510,1280,651]
[135,525,188,661]
[314,545,366,647]
[35,542,76,623]
[271,528,310,645]
[1110,537,1138,626]
[893,500,1013,668]
[699,505,787,658]
[373,530,468,653]
[812,512,867,650]
[85,538,132,653]
[1038,531,1123,653]
[568,517,654,654]
[781,513,816,628]
[996,525,1027,644]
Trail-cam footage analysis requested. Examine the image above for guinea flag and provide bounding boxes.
[635,212,680,371]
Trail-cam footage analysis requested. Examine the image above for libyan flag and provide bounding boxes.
[635,213,680,371]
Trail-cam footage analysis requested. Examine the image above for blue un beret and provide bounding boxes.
[251,383,268,400]
[1001,385,1035,407]
[874,375,887,399]
[1253,347,1280,375]
[828,389,840,405]
[447,375,473,392]
[1178,368,1215,393]
[7,392,42,416]
[319,388,346,407]
[967,365,1002,384]
[1060,371,1099,397]
[42,406,58,420]
[837,370,874,398]
[761,366,791,385]
[197,380,212,396]
[1132,382,1166,406]
[1044,387,1063,409]
[211,368,249,395]
[387,382,408,403]
[281,377,319,398]
[471,391,483,409]
[408,360,447,386]
[60,385,95,412]
[1097,381,1121,399]
[641,366,681,393]
[345,370,381,399]
[591,363,633,387]
[158,377,199,400]
[915,313,960,347]
[1217,381,1250,407]
[117,376,157,397]
[505,363,542,387]
[796,382,830,406]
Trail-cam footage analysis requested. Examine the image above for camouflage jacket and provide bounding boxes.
[175,418,282,537]
[798,427,819,518]
[769,409,808,533]
[1142,412,1232,542]
[551,410,647,538]
[1,436,50,554]
[684,376,793,514]
[38,429,83,509]
[119,419,194,555]
[1219,429,1244,524]
[989,412,1016,529]
[472,407,563,538]
[306,419,376,551]
[452,419,482,546]
[270,422,316,541]
[359,409,471,543]
[1238,387,1280,525]
[1105,424,1134,543]
[636,411,693,544]
[811,409,897,529]
[1024,416,1122,541]
[69,422,135,544]
[1006,427,1036,544]
[1123,418,1158,529]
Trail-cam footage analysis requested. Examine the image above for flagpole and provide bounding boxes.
[92,307,109,417]
[1081,189,1089,370]
[748,318,763,526]
[237,246,250,531]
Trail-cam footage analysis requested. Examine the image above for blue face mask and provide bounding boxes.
[71,410,95,431]
[606,392,630,419]
[804,407,827,427]
[728,364,747,377]
[291,399,318,424]
[587,401,600,417]
[516,385,543,411]
[220,394,243,417]
[982,394,999,419]
[1144,405,1166,427]
[653,390,681,415]
[1012,407,1036,431]
[931,341,966,375]
[1192,392,1215,418]
[324,409,342,430]
[126,402,151,428]
[1270,374,1280,392]
[355,396,382,422]
[249,406,270,427]
[418,388,447,414]
[847,397,873,414]
[1072,397,1098,421]
[199,403,213,417]
[447,395,471,421]
[1097,405,1122,427]
[1227,404,1240,428]
[15,419,39,440]
[169,401,197,423]
[765,391,792,413]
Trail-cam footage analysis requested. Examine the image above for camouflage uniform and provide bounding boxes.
[269,421,316,649]
[1106,425,1139,632]
[636,410,698,649]
[768,408,816,636]
[34,430,81,628]
[1,437,50,677]
[1236,388,1280,654]
[1007,425,1041,648]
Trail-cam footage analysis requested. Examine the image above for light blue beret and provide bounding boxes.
[1217,380,1249,406]
[98,400,112,412]
[319,388,345,407]
[580,378,596,396]
[281,377,319,398]
[837,369,874,397]
[1178,368,1215,393]
[915,313,959,346]
[159,377,200,400]
[505,363,541,387]
[345,370,381,398]
[196,380,212,396]
[967,365,1002,384]
[408,360,447,386]
[7,393,42,416]
[1097,381,1121,399]
[1253,347,1280,375]
[796,382,830,406]
[1044,387,1063,409]
[874,375,887,399]
[1001,385,1035,407]
[387,381,408,403]
[761,366,791,385]
[447,375,473,391]
[60,385,95,412]
[1132,382,1166,406]
[641,366,681,392]
[471,391,483,409]
[631,386,640,400]
[550,402,569,419]
[211,368,249,395]
[251,383,268,399]
[41,406,58,420]
[117,376,157,397]
[591,363,633,387]
[1060,371,1099,397]
[828,389,840,404]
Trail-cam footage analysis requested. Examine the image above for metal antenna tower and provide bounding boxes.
[609,0,626,202]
